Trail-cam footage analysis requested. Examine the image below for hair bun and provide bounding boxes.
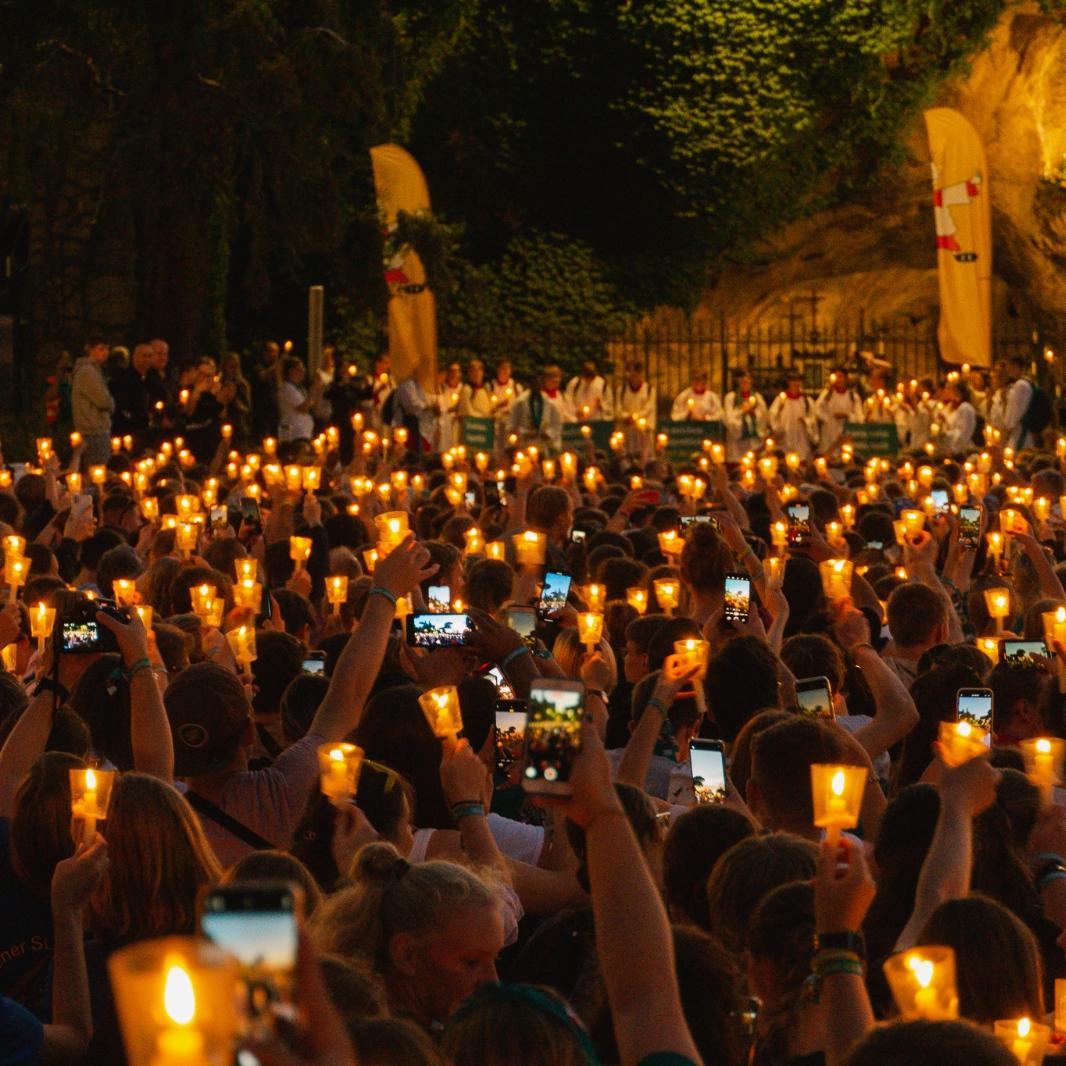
[353,841,403,883]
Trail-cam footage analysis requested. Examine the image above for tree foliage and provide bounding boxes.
[0,0,475,358]
[413,0,1010,310]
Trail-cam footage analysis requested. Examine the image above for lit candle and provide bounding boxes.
[577,612,604,652]
[938,720,988,767]
[839,503,855,529]
[175,524,198,560]
[673,638,709,679]
[584,584,605,612]
[463,528,484,556]
[4,555,27,604]
[70,767,115,848]
[69,431,82,448]
[136,605,154,629]
[653,579,679,614]
[900,509,925,538]
[289,536,312,572]
[984,587,1010,635]
[1020,737,1064,808]
[819,558,853,602]
[317,742,364,807]
[486,541,505,561]
[232,580,263,612]
[765,555,786,590]
[627,587,648,614]
[811,763,866,847]
[883,947,958,1021]
[418,686,463,741]
[113,579,137,606]
[658,530,681,557]
[326,575,349,613]
[30,602,55,655]
[513,531,546,567]
[993,1015,1051,1065]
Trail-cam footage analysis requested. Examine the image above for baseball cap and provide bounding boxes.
[164,662,251,776]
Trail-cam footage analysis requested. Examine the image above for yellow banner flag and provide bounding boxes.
[370,145,438,390]
[924,108,992,367]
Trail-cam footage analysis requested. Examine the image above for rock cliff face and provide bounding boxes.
[689,5,1066,340]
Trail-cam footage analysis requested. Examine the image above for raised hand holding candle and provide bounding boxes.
[673,638,709,679]
[235,558,258,584]
[233,580,263,612]
[175,523,198,560]
[938,720,989,767]
[226,626,256,671]
[810,763,866,847]
[113,578,137,606]
[900,509,925,538]
[317,742,364,807]
[882,946,958,1020]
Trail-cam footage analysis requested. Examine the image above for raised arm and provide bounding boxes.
[97,610,174,782]
[896,751,998,950]
[310,535,436,740]
[544,722,702,1066]
[814,837,876,1066]
[616,668,696,792]
[42,836,109,1064]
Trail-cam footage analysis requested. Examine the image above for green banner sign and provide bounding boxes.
[660,419,723,461]
[843,421,899,456]
[561,420,614,452]
[461,416,495,451]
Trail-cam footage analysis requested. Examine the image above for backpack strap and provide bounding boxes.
[184,791,274,851]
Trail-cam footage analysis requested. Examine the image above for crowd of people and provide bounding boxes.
[59,337,1050,470]
[4,335,1066,1066]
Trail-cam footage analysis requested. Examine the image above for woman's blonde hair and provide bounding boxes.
[551,628,617,693]
[90,772,221,944]
[311,842,498,973]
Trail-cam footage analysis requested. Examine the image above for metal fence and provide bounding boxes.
[441,315,1064,402]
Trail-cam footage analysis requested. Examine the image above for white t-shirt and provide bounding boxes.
[278,381,314,442]
[408,813,545,866]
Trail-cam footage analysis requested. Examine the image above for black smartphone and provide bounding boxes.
[426,585,451,612]
[959,505,982,550]
[405,612,472,648]
[690,739,727,805]
[240,495,262,534]
[495,701,529,780]
[786,502,811,547]
[302,652,325,676]
[537,570,572,618]
[795,675,835,720]
[723,572,751,624]
[681,514,716,530]
[523,679,585,795]
[200,882,299,1024]
[955,687,993,741]
[1000,640,1050,669]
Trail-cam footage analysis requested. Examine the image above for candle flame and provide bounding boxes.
[1018,1017,1031,1038]
[956,721,972,738]
[831,770,846,796]
[1037,738,1052,754]
[1059,607,1066,624]
[163,964,196,1026]
[329,748,344,762]
[85,769,96,790]
[907,956,934,989]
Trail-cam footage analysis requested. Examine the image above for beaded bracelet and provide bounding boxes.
[369,585,397,605]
